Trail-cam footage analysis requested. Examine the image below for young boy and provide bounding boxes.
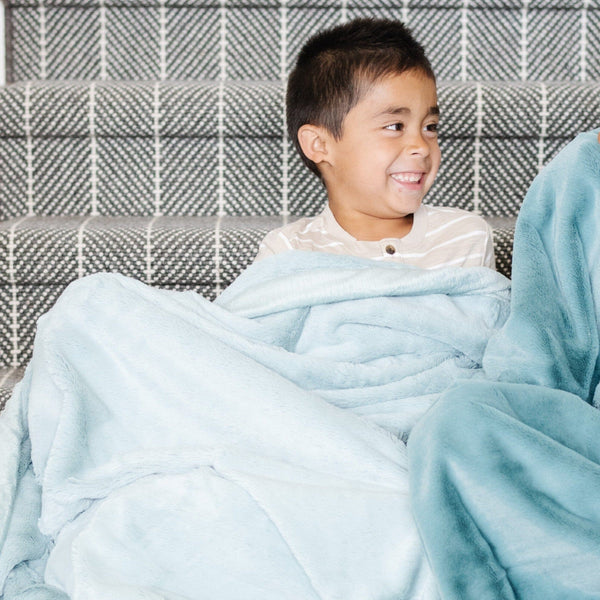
[256,18,495,269]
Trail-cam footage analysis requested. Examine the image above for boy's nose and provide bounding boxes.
[404,130,430,156]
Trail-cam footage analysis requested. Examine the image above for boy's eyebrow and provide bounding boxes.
[376,106,440,117]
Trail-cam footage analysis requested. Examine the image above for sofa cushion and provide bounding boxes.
[1,80,599,220]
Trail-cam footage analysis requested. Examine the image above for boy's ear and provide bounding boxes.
[297,124,332,166]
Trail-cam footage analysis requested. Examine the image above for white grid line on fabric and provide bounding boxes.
[581,0,590,81]
[0,7,4,86]
[216,87,225,216]
[218,2,227,81]
[340,0,348,24]
[159,0,167,80]
[145,215,159,284]
[460,0,470,82]
[24,82,35,216]
[214,214,224,295]
[38,0,48,78]
[473,82,483,214]
[89,82,100,215]
[402,0,410,27]
[153,81,163,217]
[280,0,290,223]
[77,216,96,278]
[8,216,31,368]
[99,0,108,79]
[214,200,224,292]
[519,0,529,81]
[280,1,287,81]
[214,0,228,295]
[537,82,548,172]
[217,0,227,216]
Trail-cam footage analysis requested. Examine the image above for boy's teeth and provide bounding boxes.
[392,173,421,183]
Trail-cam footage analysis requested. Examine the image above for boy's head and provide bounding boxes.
[287,18,436,178]
[286,18,440,241]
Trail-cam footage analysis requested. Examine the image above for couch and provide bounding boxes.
[1,0,599,409]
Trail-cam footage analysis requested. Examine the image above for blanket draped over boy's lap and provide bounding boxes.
[0,131,598,600]
[0,246,509,598]
[409,128,600,600]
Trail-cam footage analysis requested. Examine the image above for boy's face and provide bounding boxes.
[320,69,441,238]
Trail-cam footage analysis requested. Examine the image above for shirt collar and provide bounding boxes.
[322,204,427,247]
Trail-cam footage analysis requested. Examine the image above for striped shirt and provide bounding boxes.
[255,204,495,269]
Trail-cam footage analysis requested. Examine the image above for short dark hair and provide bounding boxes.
[286,18,435,177]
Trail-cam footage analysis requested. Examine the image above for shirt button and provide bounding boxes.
[385,244,396,255]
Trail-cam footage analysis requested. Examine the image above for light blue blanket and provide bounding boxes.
[0,251,509,598]
[409,129,600,599]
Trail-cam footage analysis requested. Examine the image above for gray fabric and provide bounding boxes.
[1,80,599,220]
[0,388,13,412]
[5,1,600,83]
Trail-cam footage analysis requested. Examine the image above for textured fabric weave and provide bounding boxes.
[5,0,600,83]
[1,80,599,220]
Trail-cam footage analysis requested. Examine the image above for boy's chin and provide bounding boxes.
[386,196,426,217]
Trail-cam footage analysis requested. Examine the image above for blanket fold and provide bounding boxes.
[0,251,509,599]
[4,129,597,600]
[408,129,600,599]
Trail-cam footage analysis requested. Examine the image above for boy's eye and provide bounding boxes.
[385,123,404,132]
[425,122,439,134]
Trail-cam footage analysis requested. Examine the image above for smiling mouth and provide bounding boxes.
[390,172,425,184]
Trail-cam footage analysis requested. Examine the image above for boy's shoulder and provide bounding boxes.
[263,213,324,239]
[255,211,331,260]
[419,205,495,269]
[423,204,488,221]
[261,212,328,245]
[421,205,492,233]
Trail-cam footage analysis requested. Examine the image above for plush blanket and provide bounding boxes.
[409,129,600,599]
[0,251,509,598]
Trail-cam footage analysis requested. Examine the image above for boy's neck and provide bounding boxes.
[329,205,415,241]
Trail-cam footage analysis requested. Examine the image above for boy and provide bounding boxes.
[256,18,495,269]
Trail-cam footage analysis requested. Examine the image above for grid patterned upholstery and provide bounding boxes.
[5,0,600,82]
[1,80,599,220]
[1,0,600,388]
